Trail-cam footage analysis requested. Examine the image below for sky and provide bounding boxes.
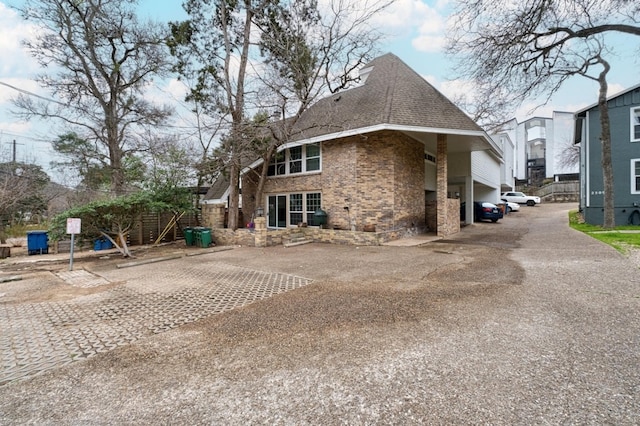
[0,0,638,181]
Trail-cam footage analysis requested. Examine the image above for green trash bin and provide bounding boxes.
[193,227,203,247]
[183,227,194,246]
[199,228,212,248]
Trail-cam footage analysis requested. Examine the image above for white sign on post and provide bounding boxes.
[66,218,81,271]
[66,218,81,235]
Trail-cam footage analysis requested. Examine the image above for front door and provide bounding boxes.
[267,195,287,228]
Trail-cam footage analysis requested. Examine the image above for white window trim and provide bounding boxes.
[632,158,640,194]
[268,143,322,177]
[266,191,322,228]
[630,107,640,143]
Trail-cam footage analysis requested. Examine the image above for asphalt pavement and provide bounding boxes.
[1,202,639,424]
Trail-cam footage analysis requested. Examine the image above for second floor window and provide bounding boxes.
[631,107,640,142]
[268,143,321,176]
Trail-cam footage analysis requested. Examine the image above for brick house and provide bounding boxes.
[212,53,502,245]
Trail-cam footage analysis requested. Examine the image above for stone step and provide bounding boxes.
[284,239,313,248]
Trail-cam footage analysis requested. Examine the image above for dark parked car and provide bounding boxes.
[474,201,503,222]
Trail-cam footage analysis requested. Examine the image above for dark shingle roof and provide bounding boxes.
[289,53,482,142]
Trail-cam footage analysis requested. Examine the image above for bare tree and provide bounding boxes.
[12,0,173,195]
[559,142,581,170]
[447,0,640,228]
[250,0,390,208]
[169,0,390,229]
[0,160,50,242]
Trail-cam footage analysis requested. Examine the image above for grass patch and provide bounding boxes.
[569,210,640,253]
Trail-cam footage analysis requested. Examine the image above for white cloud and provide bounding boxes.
[0,2,43,140]
[164,79,189,101]
[317,0,449,53]
[411,34,447,53]
[372,0,438,29]
[0,78,41,103]
[0,3,41,78]
[607,83,627,98]
[437,78,475,101]
[375,0,449,53]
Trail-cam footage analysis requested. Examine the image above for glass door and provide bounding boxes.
[267,195,287,228]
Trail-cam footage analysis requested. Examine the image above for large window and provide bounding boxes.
[632,159,640,194]
[631,107,640,142]
[267,143,321,176]
[267,192,322,228]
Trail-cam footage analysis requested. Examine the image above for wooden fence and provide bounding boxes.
[127,211,200,246]
[531,181,579,202]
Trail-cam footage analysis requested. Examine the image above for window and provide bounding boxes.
[632,159,640,194]
[306,193,322,225]
[267,143,321,176]
[306,143,320,171]
[268,151,286,176]
[267,192,321,228]
[289,146,302,174]
[289,193,303,224]
[632,107,640,142]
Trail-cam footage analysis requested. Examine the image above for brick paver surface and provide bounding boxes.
[0,255,312,386]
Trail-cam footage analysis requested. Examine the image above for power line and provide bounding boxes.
[0,130,52,144]
[0,80,67,106]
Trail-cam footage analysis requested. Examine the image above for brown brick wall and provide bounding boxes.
[241,130,426,235]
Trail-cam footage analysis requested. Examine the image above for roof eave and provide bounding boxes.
[242,123,502,174]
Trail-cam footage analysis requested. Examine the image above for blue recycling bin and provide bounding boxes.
[27,230,49,255]
[94,238,114,251]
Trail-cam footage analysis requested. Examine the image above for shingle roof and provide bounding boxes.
[289,52,482,142]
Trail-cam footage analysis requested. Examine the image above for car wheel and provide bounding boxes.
[506,206,511,213]
[527,200,535,206]
[491,218,498,223]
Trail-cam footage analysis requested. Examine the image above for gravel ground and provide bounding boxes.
[1,203,639,425]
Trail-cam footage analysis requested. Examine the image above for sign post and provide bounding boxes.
[66,218,81,271]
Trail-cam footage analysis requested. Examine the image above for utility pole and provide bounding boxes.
[12,139,16,163]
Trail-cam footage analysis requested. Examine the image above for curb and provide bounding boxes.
[116,254,184,269]
[116,246,236,269]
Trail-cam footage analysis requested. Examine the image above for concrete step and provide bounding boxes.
[284,239,313,248]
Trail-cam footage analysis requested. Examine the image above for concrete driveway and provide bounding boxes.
[1,203,639,424]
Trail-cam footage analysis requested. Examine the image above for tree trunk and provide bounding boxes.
[227,160,240,231]
[254,145,276,212]
[597,59,615,229]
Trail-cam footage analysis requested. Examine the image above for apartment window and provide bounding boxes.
[267,143,321,176]
[632,107,640,142]
[632,159,640,194]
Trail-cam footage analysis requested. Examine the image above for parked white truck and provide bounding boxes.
[501,191,541,206]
